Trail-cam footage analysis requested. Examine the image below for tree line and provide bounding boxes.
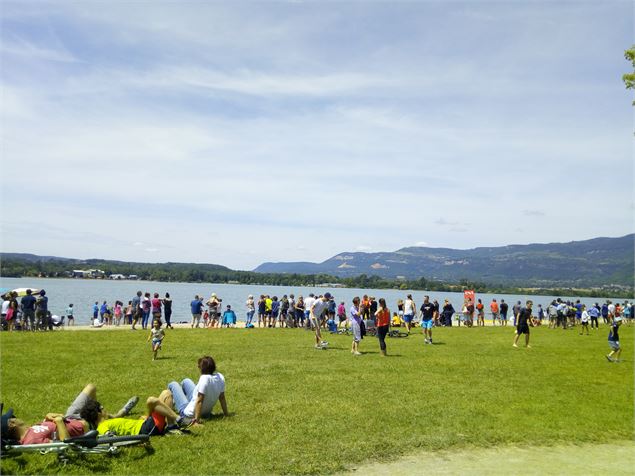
[1,257,632,299]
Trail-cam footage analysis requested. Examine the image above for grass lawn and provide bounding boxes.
[1,325,632,474]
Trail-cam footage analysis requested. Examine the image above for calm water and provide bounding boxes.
[0,277,626,326]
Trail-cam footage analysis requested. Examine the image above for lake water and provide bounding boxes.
[0,277,625,326]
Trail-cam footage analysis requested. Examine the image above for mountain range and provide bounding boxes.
[253,234,635,288]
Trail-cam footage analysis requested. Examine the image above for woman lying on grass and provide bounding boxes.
[80,391,192,437]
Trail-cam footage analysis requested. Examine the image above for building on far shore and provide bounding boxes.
[71,269,105,279]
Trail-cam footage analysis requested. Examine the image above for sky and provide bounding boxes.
[1,1,633,270]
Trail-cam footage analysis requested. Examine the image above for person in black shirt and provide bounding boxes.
[513,300,533,348]
[20,289,37,331]
[163,293,173,329]
[606,317,622,362]
[500,299,509,326]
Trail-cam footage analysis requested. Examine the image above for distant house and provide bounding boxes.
[109,274,126,280]
[71,269,105,279]
[128,274,139,280]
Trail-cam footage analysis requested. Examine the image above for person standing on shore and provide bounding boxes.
[66,303,74,326]
[6,292,18,332]
[442,299,454,326]
[35,290,49,331]
[295,296,304,328]
[490,299,500,326]
[476,299,485,327]
[350,297,362,355]
[500,299,508,326]
[375,298,390,356]
[513,300,533,348]
[191,295,204,328]
[403,294,416,334]
[151,293,162,324]
[141,293,152,329]
[309,293,330,349]
[131,291,142,330]
[245,295,255,326]
[163,293,173,329]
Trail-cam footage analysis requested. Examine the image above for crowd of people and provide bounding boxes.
[1,288,631,362]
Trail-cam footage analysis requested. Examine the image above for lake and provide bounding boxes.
[0,277,626,326]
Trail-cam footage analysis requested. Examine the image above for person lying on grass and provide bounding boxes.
[80,391,192,437]
[1,405,87,445]
[65,383,139,424]
[168,355,229,426]
[1,383,140,445]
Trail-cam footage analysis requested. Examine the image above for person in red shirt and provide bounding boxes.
[1,407,87,445]
[374,298,391,357]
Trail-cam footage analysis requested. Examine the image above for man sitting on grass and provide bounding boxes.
[168,355,229,426]
[80,391,192,436]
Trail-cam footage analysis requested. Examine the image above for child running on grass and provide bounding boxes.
[579,305,590,335]
[147,319,165,361]
[606,317,623,363]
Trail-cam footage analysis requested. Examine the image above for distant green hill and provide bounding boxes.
[254,235,635,288]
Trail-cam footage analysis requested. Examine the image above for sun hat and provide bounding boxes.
[324,292,332,299]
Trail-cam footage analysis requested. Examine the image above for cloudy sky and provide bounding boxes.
[1,1,632,270]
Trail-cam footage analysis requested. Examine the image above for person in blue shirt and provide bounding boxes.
[574,300,582,325]
[222,305,237,328]
[588,304,600,330]
[601,303,609,324]
[190,295,204,328]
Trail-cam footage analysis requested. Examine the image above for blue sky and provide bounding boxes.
[1,1,633,270]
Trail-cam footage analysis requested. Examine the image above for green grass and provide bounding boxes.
[1,325,632,475]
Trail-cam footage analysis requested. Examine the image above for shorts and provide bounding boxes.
[65,390,93,419]
[139,411,166,435]
[67,315,74,320]
[421,319,433,330]
[403,314,413,323]
[516,324,530,335]
[152,338,162,347]
[609,341,620,351]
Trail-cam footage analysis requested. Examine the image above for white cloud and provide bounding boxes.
[0,1,632,269]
